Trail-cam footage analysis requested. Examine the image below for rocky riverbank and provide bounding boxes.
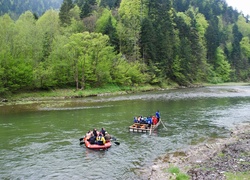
[148,123,250,180]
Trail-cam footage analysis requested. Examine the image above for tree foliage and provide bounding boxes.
[1,0,250,95]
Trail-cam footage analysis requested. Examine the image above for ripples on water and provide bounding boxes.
[1,85,250,179]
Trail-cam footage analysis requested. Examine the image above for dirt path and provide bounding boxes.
[147,123,250,180]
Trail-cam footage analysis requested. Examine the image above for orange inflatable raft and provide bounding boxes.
[83,137,112,150]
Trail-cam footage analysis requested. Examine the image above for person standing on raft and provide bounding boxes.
[155,110,160,123]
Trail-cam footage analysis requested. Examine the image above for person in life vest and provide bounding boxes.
[104,131,111,142]
[152,116,157,125]
[147,116,152,128]
[100,128,106,136]
[87,133,96,144]
[93,128,98,138]
[85,131,92,140]
[155,110,160,122]
[96,133,106,145]
[133,117,138,123]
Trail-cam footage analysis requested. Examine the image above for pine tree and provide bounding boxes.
[231,24,243,80]
[59,0,74,26]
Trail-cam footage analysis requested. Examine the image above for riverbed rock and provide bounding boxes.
[1,99,8,102]
[148,123,250,180]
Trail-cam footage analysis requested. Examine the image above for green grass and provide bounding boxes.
[168,166,190,180]
[225,171,250,180]
[5,82,249,103]
[3,84,164,102]
[168,166,180,174]
[176,173,190,180]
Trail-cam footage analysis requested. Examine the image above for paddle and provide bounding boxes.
[111,137,120,145]
[79,137,83,141]
[80,141,85,145]
[114,141,120,145]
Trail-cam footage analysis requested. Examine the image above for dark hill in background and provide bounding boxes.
[0,0,63,19]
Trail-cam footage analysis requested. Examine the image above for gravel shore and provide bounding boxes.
[146,123,250,180]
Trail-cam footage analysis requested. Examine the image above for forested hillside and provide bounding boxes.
[0,0,63,19]
[0,0,250,95]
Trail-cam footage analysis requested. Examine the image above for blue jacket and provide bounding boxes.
[147,117,152,124]
[156,111,160,119]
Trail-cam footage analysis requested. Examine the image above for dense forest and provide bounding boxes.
[0,0,63,19]
[0,0,250,95]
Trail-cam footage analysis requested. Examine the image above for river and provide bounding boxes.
[0,85,250,179]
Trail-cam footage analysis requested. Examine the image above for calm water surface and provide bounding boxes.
[1,85,250,179]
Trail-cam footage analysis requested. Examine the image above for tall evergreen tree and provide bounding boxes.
[149,0,175,78]
[103,16,119,52]
[76,0,96,18]
[140,17,157,65]
[205,16,220,65]
[100,0,121,9]
[231,24,243,80]
[59,0,74,26]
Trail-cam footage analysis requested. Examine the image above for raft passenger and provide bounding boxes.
[100,128,106,136]
[156,110,160,122]
[88,133,96,144]
[96,133,106,145]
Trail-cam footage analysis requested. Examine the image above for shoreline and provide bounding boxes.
[1,82,249,105]
[146,122,250,179]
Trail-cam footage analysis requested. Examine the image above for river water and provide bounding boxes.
[0,85,250,179]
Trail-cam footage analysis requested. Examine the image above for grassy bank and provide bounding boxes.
[3,84,170,102]
[2,82,249,102]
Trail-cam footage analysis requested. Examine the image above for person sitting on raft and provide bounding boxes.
[104,132,111,142]
[96,133,106,145]
[152,116,157,125]
[93,128,98,138]
[147,116,152,128]
[87,133,96,144]
[86,131,92,140]
[100,128,106,136]
[141,117,147,124]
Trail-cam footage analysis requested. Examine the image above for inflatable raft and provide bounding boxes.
[83,137,112,150]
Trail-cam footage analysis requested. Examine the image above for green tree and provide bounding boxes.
[36,10,60,61]
[118,0,142,61]
[214,47,231,82]
[59,0,74,26]
[236,15,250,37]
[205,16,220,65]
[95,9,119,52]
[65,32,117,89]
[48,34,73,88]
[76,0,96,18]
[111,58,146,86]
[13,11,38,60]
[149,0,175,78]
[34,10,61,89]
[240,37,250,59]
[140,17,157,65]
[100,0,121,9]
[231,24,243,80]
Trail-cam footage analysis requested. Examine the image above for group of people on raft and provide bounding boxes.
[85,128,111,145]
[133,110,160,127]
